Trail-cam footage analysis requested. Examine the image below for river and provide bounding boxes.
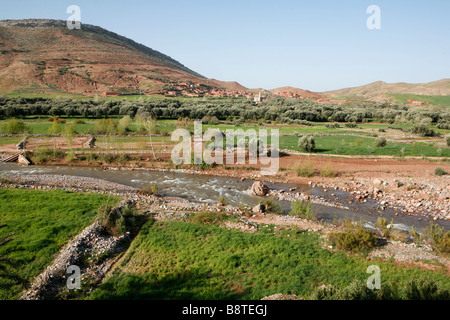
[1,163,448,233]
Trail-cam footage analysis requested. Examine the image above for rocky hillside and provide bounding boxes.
[0,19,248,97]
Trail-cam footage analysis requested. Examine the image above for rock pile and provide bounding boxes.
[20,219,130,300]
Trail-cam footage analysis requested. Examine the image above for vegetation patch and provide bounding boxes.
[90,220,450,300]
[0,188,117,299]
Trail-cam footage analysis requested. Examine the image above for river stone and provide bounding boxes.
[250,181,270,196]
[253,204,265,214]
[373,179,383,186]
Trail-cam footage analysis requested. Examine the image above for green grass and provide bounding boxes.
[389,94,450,107]
[0,188,118,299]
[90,220,450,300]
[280,135,450,157]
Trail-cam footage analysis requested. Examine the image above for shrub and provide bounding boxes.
[295,161,316,177]
[325,123,341,129]
[1,119,30,134]
[259,199,283,214]
[376,217,394,238]
[290,200,313,220]
[423,222,450,253]
[374,137,387,148]
[65,151,76,163]
[298,136,315,153]
[117,115,132,135]
[390,230,410,243]
[404,278,449,300]
[446,135,450,147]
[218,196,228,206]
[139,183,159,196]
[117,153,130,166]
[410,124,438,137]
[410,226,421,244]
[320,164,339,177]
[97,202,138,236]
[32,147,65,163]
[310,280,398,300]
[345,122,358,128]
[116,205,138,235]
[434,167,447,176]
[329,220,378,252]
[201,116,219,125]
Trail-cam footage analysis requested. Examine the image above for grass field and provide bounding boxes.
[0,189,118,299]
[280,135,450,157]
[389,94,450,107]
[90,220,450,300]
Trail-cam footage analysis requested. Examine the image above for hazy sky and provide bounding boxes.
[2,0,450,91]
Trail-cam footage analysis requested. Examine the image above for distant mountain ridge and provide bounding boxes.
[323,79,450,101]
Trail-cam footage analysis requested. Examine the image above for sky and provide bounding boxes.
[1,0,450,92]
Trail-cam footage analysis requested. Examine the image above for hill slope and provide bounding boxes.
[270,86,325,100]
[323,79,450,102]
[0,19,247,96]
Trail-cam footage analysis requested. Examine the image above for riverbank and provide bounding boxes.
[2,151,449,222]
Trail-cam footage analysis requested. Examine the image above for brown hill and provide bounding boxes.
[0,19,248,96]
[270,86,325,100]
[323,79,450,102]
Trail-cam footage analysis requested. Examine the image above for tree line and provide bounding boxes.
[0,96,449,127]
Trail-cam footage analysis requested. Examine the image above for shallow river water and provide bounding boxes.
[1,163,448,232]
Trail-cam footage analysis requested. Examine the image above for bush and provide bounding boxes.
[434,167,447,176]
[295,161,316,177]
[345,122,358,128]
[298,136,315,153]
[423,222,450,253]
[32,147,65,163]
[218,196,228,206]
[290,200,313,220]
[410,124,438,137]
[320,164,339,177]
[310,280,398,300]
[376,217,394,238]
[97,202,138,236]
[404,278,449,300]
[139,183,159,196]
[410,226,421,244]
[1,119,30,134]
[259,199,283,214]
[446,135,450,147]
[329,220,378,252]
[374,137,387,148]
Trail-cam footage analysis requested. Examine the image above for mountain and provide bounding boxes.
[323,79,450,102]
[0,19,248,96]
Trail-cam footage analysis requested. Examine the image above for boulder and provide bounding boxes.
[252,204,265,214]
[373,179,383,186]
[250,181,270,196]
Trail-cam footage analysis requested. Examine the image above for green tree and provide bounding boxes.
[298,136,315,153]
[47,119,62,156]
[136,112,157,160]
